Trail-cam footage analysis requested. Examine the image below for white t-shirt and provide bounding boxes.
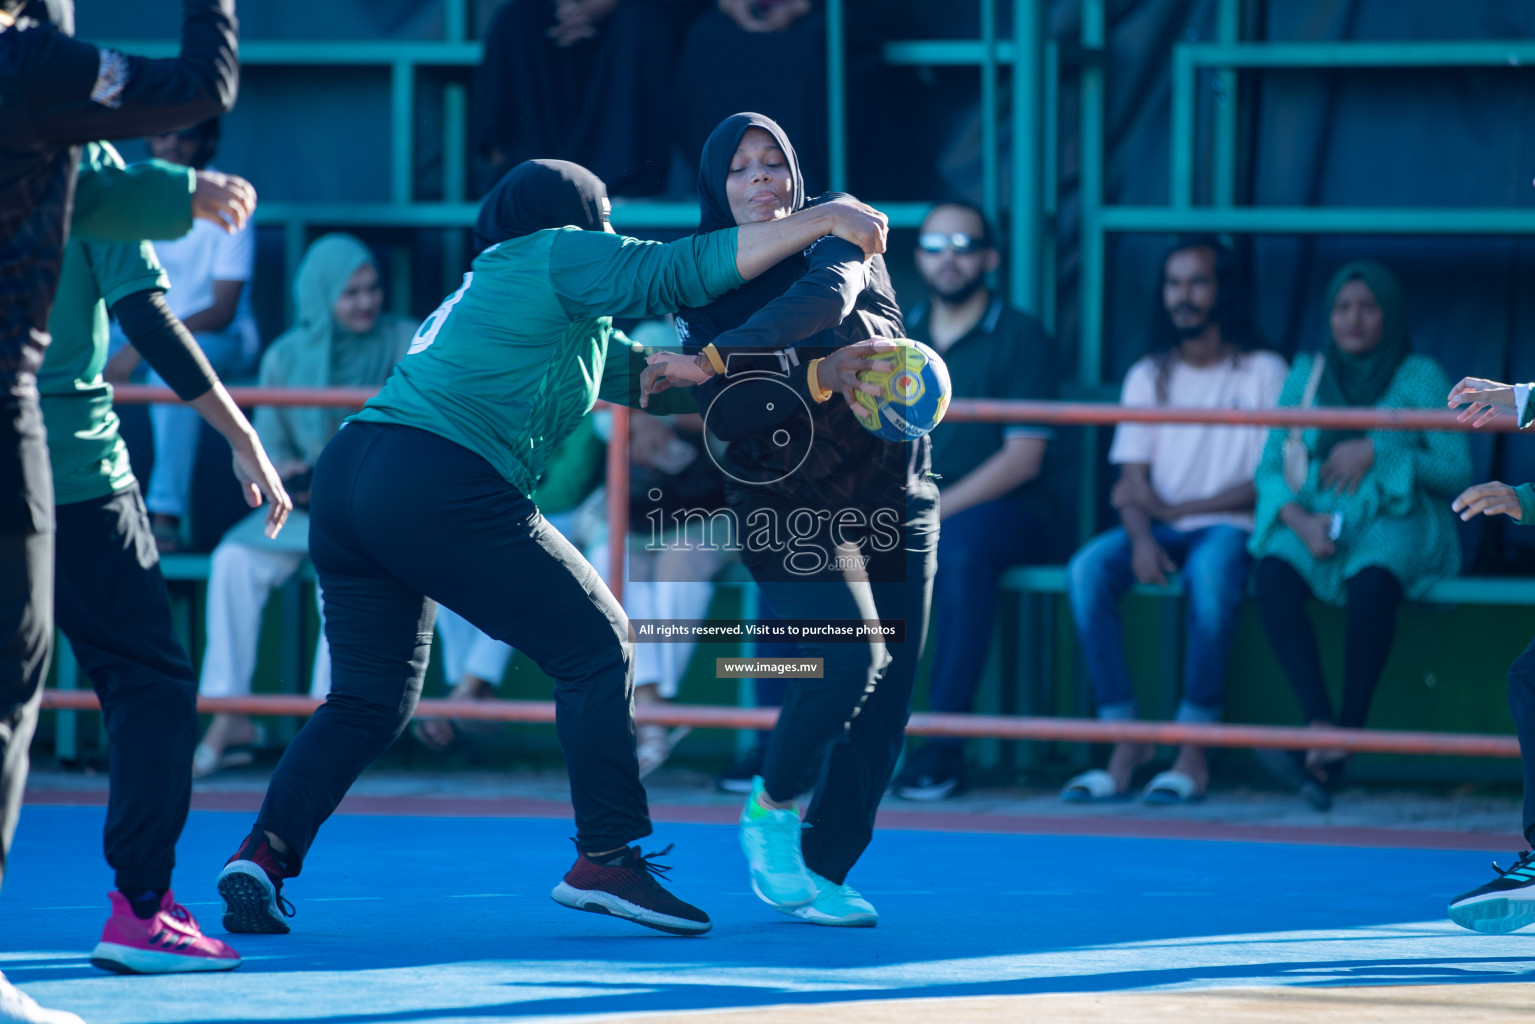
[149,179,258,363]
[1108,349,1289,532]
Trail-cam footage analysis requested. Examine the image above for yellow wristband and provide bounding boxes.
[807,358,833,403]
[701,344,726,375]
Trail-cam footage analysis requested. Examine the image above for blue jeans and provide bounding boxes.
[925,496,1054,747]
[145,328,247,520]
[1067,523,1251,723]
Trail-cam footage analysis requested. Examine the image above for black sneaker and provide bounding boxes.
[1449,849,1535,933]
[715,745,766,795]
[892,743,965,801]
[551,844,711,936]
[217,831,296,934]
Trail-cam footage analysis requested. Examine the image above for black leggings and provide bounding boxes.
[744,481,938,886]
[257,423,650,873]
[1254,557,1403,729]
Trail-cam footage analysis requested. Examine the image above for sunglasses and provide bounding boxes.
[918,232,985,255]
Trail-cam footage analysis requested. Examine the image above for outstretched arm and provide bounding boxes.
[19,0,238,147]
[711,235,866,350]
[548,198,888,321]
[112,287,290,537]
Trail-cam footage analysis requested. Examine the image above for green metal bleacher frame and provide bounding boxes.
[81,2,1535,767]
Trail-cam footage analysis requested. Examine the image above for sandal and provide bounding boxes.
[191,723,267,779]
[636,725,692,779]
[1059,768,1131,803]
[1141,769,1204,805]
[411,718,458,752]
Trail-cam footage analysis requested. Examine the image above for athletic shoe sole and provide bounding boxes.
[1449,893,1535,934]
[777,902,878,927]
[550,881,711,936]
[89,941,241,974]
[217,861,291,934]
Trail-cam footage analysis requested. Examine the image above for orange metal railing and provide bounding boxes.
[89,384,1521,760]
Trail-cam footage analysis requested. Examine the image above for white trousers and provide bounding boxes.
[198,543,514,701]
[434,606,514,688]
[590,538,720,700]
[199,542,330,699]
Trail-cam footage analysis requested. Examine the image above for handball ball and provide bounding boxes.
[849,338,952,442]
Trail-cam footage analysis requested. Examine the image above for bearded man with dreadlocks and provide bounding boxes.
[1059,235,1287,806]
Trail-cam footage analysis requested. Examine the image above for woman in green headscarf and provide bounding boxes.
[193,234,416,774]
[1249,260,1470,807]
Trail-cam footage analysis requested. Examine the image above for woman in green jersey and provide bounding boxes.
[215,159,893,938]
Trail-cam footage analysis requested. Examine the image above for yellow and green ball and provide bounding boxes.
[849,338,952,442]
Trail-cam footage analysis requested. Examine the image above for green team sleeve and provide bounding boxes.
[547,228,743,321]
[71,142,195,244]
[597,330,698,415]
[89,240,169,309]
[1515,483,1535,526]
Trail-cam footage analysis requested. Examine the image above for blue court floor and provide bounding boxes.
[2,806,1532,1023]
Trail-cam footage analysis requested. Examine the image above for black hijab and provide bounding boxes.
[473,158,608,252]
[682,112,807,342]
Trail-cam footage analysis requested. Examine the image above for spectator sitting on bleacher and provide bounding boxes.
[890,201,1058,801]
[1251,260,1469,811]
[678,1,827,189]
[473,0,696,197]
[105,118,260,553]
[193,234,415,776]
[1062,235,1287,805]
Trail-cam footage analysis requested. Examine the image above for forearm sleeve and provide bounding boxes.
[110,288,217,401]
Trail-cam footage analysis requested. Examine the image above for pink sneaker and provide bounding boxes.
[90,891,242,974]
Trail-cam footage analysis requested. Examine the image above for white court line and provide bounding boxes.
[446,893,523,899]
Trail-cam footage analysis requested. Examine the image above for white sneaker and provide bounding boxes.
[777,871,879,927]
[738,777,816,908]
[0,973,84,1024]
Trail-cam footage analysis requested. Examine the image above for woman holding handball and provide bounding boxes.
[214,158,890,938]
[643,113,943,928]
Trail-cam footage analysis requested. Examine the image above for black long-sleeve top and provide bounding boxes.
[675,227,927,511]
[0,0,239,382]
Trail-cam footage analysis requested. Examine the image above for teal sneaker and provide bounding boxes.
[738,777,816,908]
[777,871,879,927]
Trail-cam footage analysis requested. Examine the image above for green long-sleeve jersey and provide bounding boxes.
[352,225,741,498]
[41,142,194,505]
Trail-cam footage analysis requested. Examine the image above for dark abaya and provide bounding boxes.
[473,0,698,197]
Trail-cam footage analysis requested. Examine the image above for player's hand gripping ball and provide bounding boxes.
[849,338,952,442]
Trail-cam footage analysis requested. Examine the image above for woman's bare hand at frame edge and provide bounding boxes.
[1453,480,1523,522]
[1448,376,1516,428]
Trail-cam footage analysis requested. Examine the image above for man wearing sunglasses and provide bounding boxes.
[891,201,1058,801]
